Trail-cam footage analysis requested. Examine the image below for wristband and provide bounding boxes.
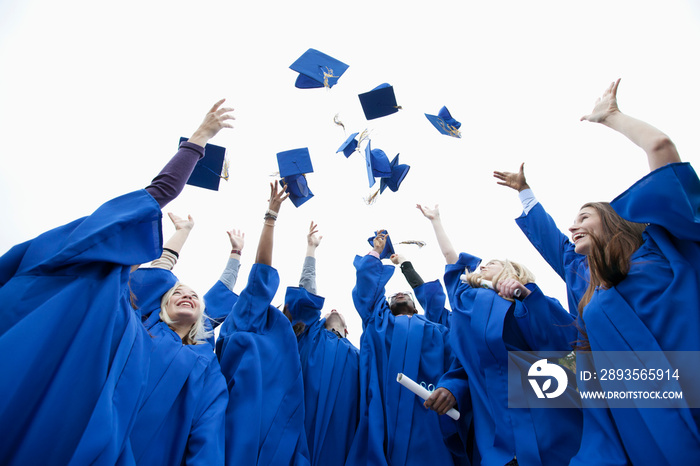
[163,247,179,259]
[230,249,242,256]
[265,209,278,220]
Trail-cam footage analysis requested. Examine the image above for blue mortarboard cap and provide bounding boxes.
[280,174,314,207]
[336,132,359,158]
[358,83,401,120]
[363,140,392,188]
[277,148,314,208]
[290,48,349,89]
[367,230,395,259]
[425,106,462,138]
[277,148,314,177]
[380,154,410,193]
[180,137,227,191]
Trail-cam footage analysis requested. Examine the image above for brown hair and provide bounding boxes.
[282,305,307,337]
[575,202,646,349]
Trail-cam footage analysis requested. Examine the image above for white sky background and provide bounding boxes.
[1,0,699,348]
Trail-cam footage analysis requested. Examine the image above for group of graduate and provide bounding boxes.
[1,77,698,466]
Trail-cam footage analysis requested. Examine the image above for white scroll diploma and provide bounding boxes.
[396,373,460,421]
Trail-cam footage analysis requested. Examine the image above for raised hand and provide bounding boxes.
[188,99,236,147]
[416,204,441,221]
[268,181,290,213]
[167,212,194,231]
[580,78,621,123]
[493,163,529,192]
[307,221,323,249]
[372,230,387,254]
[390,253,406,265]
[227,229,245,252]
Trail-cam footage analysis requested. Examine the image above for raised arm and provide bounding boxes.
[219,228,245,292]
[416,204,458,264]
[580,78,680,171]
[145,99,235,208]
[299,221,322,294]
[255,182,289,266]
[390,254,425,289]
[150,212,194,270]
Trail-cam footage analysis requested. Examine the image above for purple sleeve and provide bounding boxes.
[145,141,204,208]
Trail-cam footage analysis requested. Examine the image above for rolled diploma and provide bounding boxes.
[396,373,460,421]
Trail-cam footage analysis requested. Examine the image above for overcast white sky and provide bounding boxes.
[2,0,699,347]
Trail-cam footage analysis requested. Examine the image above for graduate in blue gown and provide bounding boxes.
[346,230,470,466]
[498,79,700,464]
[127,212,234,465]
[0,100,235,465]
[418,204,582,466]
[389,252,475,462]
[215,182,311,465]
[283,221,360,466]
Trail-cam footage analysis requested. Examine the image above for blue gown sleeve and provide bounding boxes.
[128,267,178,318]
[351,254,395,327]
[414,279,451,327]
[514,284,577,351]
[611,162,700,240]
[443,252,481,312]
[225,264,279,333]
[514,203,577,279]
[285,286,325,327]
[514,202,588,315]
[203,280,239,329]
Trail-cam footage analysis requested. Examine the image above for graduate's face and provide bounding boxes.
[569,207,603,256]
[165,285,201,326]
[323,309,348,337]
[479,260,504,281]
[388,292,417,316]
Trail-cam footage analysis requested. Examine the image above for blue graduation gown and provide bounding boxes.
[216,264,310,465]
[414,279,473,463]
[128,268,228,465]
[515,202,588,316]
[346,254,466,466]
[444,252,582,466]
[0,189,162,465]
[571,162,700,465]
[285,286,360,466]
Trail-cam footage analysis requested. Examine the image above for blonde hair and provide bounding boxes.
[159,282,213,345]
[466,259,535,301]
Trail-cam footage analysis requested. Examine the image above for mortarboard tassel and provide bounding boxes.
[221,158,230,181]
[334,113,346,133]
[438,120,462,138]
[396,240,427,248]
[363,188,380,205]
[323,67,338,88]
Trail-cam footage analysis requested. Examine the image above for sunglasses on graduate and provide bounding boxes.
[388,291,414,305]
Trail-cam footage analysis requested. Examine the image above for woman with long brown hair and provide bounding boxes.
[497,79,700,464]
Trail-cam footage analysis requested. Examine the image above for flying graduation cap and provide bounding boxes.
[364,140,392,188]
[276,148,314,207]
[358,83,401,120]
[425,106,462,138]
[336,132,360,158]
[367,230,395,259]
[289,48,349,89]
[380,154,410,193]
[180,137,228,191]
